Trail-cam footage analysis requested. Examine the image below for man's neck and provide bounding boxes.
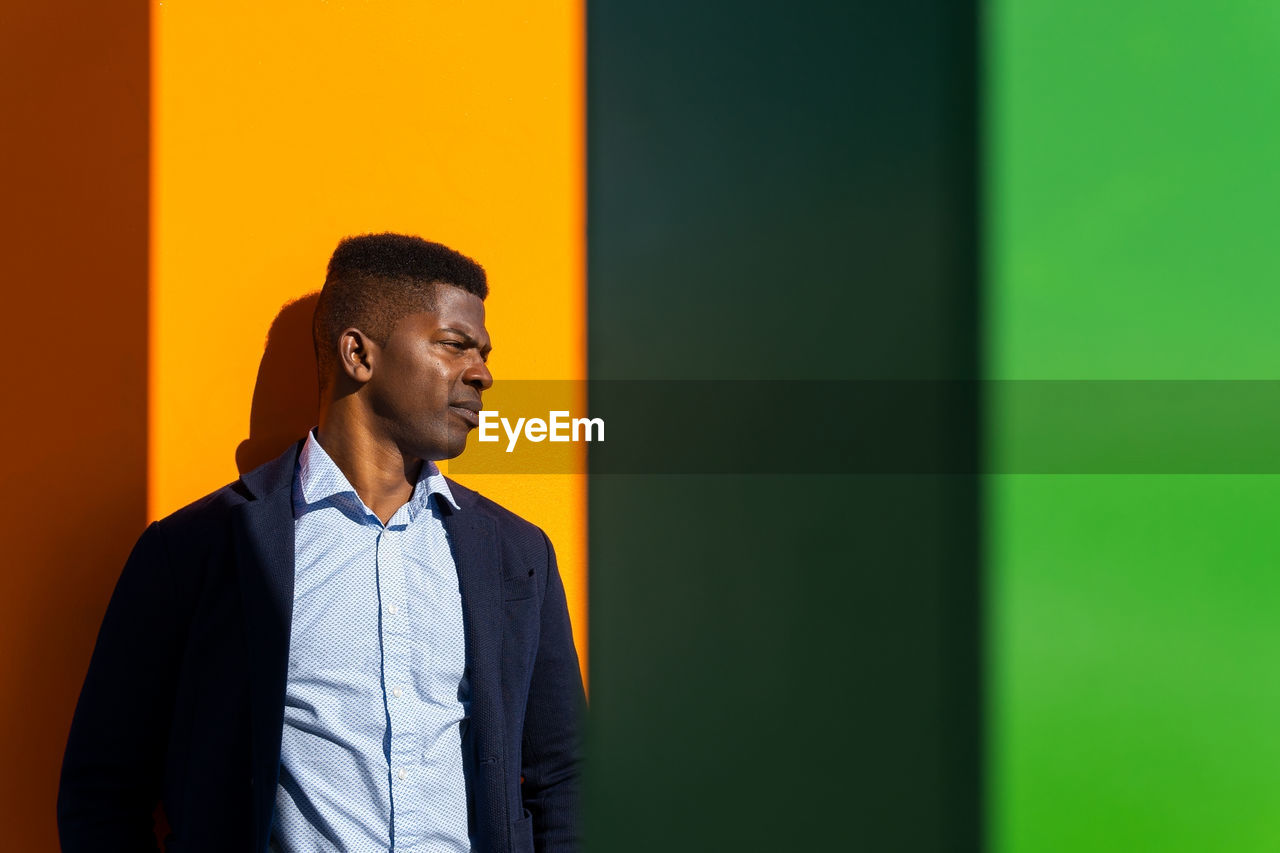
[315,409,422,526]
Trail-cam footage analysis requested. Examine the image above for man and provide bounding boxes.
[58,234,584,852]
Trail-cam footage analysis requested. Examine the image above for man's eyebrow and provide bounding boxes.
[439,327,492,352]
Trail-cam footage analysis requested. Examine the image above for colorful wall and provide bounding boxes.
[4,1,1276,850]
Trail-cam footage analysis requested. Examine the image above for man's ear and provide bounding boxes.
[336,328,378,384]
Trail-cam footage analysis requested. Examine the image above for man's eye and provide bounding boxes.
[441,341,464,349]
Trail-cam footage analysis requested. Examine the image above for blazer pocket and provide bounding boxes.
[511,808,535,853]
[502,566,538,601]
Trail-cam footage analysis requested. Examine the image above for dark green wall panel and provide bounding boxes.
[587,2,980,849]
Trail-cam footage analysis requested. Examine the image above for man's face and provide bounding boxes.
[366,284,493,462]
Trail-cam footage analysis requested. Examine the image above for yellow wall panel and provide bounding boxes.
[151,0,586,672]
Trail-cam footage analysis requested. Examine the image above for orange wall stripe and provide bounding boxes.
[150,0,587,677]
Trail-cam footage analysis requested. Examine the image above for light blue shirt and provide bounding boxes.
[271,430,472,852]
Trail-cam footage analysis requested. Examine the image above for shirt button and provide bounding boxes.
[392,687,403,698]
[387,604,398,615]
[397,768,407,781]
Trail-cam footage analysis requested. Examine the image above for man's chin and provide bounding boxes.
[431,435,472,464]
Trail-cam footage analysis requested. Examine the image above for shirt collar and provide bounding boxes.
[295,429,460,523]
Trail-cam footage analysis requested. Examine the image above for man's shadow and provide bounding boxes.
[237,293,321,474]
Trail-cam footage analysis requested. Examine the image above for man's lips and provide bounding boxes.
[449,402,481,428]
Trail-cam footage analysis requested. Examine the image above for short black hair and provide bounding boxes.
[312,233,488,391]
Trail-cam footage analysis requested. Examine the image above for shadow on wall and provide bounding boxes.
[237,292,321,474]
[3,1,150,849]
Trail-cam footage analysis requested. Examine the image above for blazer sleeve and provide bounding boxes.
[58,521,184,853]
[520,530,586,852]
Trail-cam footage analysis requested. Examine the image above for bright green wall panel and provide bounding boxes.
[989,1,1280,381]
[989,2,1280,851]
[990,476,1280,851]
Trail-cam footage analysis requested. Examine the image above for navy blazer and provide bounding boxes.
[58,441,584,853]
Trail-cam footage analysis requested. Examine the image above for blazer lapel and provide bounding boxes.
[440,499,508,842]
[233,443,300,848]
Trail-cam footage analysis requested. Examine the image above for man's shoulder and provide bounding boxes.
[154,479,250,532]
[152,440,301,540]
[444,477,550,551]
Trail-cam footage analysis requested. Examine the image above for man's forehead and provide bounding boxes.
[433,282,485,316]
[399,295,489,343]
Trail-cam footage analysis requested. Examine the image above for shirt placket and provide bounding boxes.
[376,521,423,842]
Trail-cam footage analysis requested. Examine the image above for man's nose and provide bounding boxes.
[462,359,493,391]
